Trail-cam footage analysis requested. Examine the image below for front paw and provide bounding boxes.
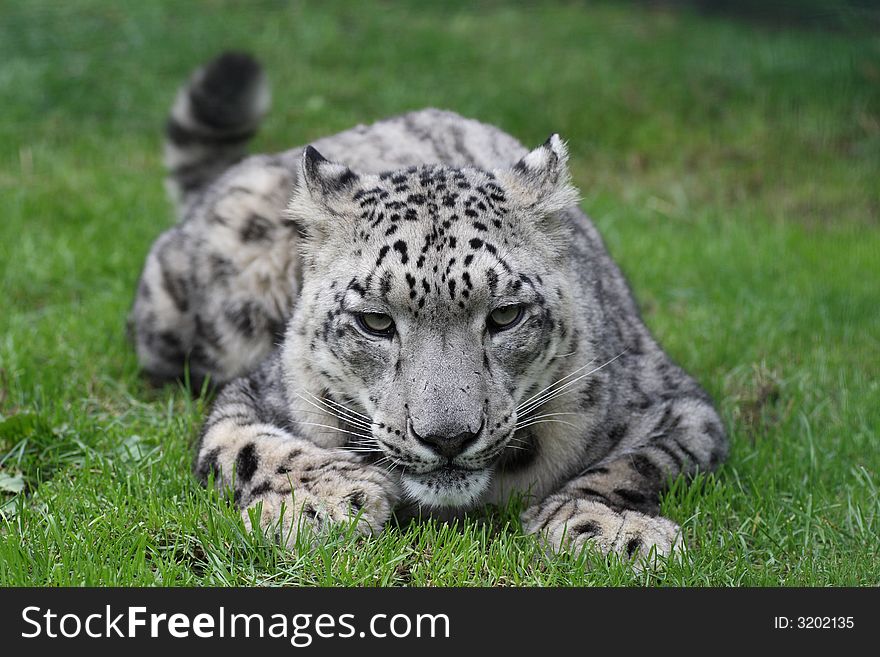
[521,496,683,564]
[241,464,398,546]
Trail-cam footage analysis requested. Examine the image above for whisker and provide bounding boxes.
[292,391,372,431]
[346,436,379,444]
[305,388,371,421]
[295,408,370,427]
[514,418,581,431]
[347,439,379,448]
[302,389,373,428]
[515,411,581,422]
[516,350,627,417]
[377,455,405,473]
[291,390,356,422]
[516,357,599,411]
[516,373,594,417]
[295,421,374,441]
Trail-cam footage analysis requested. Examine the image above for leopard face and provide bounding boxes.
[283,137,580,507]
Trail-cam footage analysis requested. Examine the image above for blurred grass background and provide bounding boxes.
[0,0,877,585]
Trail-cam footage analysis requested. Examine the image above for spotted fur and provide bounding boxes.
[135,53,728,562]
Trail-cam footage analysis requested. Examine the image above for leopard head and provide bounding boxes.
[283,136,580,507]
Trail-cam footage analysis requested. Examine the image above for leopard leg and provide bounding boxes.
[522,393,727,563]
[195,362,399,545]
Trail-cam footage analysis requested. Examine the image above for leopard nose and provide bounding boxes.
[413,428,479,459]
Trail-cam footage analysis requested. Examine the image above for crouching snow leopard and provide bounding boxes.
[130,52,728,563]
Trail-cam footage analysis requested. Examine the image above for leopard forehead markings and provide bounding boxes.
[334,166,521,315]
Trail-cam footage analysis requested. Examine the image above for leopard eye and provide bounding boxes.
[487,305,524,332]
[357,312,395,337]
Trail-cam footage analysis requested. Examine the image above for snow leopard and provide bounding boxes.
[130,52,728,562]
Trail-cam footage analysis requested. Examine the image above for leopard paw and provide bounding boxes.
[612,509,683,562]
[522,496,684,566]
[241,464,398,546]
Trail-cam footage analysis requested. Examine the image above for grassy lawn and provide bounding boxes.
[0,0,877,586]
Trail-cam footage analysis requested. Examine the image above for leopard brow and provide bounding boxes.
[344,296,395,314]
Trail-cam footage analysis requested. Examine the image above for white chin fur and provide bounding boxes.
[402,468,491,508]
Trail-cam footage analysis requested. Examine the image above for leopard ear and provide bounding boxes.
[499,134,579,215]
[286,146,361,243]
[300,145,360,198]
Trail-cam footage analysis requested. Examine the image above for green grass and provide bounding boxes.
[1,0,878,586]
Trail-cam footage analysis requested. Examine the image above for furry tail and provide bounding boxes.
[164,51,270,210]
